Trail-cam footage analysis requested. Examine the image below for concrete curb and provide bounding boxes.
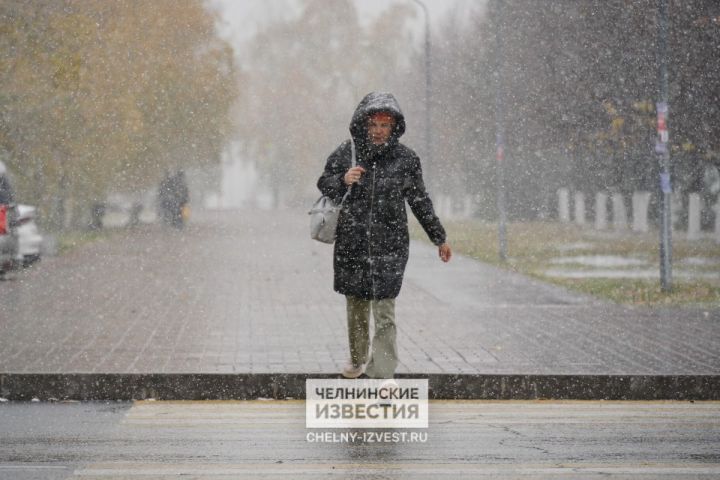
[1,374,718,401]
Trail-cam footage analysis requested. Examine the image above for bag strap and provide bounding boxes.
[339,138,356,205]
[351,137,356,168]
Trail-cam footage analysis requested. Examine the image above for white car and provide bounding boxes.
[15,204,42,267]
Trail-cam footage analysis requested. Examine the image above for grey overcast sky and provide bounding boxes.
[209,0,483,58]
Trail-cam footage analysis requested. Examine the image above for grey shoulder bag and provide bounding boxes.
[309,139,356,244]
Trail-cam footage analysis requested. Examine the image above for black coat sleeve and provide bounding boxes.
[317,141,351,203]
[404,155,446,246]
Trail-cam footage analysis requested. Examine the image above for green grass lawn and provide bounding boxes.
[411,218,720,307]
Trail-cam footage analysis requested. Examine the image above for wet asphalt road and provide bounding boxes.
[1,400,719,479]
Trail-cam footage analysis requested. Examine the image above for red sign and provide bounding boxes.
[656,102,669,144]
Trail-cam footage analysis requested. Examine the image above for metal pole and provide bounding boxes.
[412,0,432,185]
[656,0,672,291]
[494,0,508,261]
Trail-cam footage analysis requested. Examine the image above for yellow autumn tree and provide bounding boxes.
[0,0,237,228]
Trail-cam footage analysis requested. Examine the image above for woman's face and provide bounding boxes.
[367,113,396,145]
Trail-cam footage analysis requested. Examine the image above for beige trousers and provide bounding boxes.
[345,295,397,379]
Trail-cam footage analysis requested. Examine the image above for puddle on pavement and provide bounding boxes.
[679,256,720,267]
[549,255,649,267]
[545,254,720,279]
[543,268,720,279]
[554,242,597,252]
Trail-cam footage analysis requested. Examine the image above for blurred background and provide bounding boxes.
[1,0,720,378]
[1,0,719,229]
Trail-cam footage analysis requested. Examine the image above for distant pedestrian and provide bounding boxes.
[158,170,173,225]
[172,170,189,228]
[158,169,189,229]
[317,92,452,380]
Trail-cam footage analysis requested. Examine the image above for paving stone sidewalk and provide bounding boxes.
[0,207,718,376]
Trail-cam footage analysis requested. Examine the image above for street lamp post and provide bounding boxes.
[494,0,508,261]
[656,0,672,291]
[411,0,432,187]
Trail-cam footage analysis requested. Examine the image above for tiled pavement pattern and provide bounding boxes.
[0,208,718,375]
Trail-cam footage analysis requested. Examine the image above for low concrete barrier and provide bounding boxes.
[1,373,717,401]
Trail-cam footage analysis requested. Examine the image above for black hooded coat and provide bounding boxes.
[317,92,446,300]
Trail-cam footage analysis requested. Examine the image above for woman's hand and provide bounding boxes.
[344,166,366,185]
[439,243,452,262]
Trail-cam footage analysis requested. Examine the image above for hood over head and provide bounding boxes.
[349,92,406,143]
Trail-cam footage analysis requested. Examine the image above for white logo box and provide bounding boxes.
[306,379,428,429]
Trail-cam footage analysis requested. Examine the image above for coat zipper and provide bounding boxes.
[368,162,377,298]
